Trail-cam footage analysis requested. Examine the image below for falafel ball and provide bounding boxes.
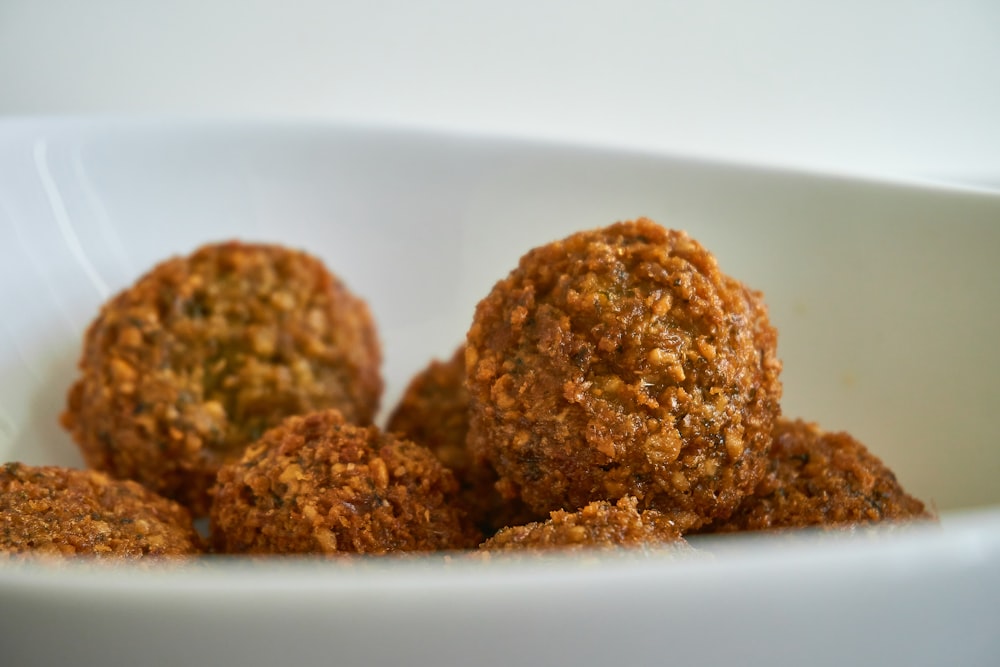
[702,418,933,533]
[210,409,480,555]
[479,496,687,553]
[0,462,202,558]
[386,347,471,478]
[62,241,382,515]
[386,346,540,534]
[466,219,782,531]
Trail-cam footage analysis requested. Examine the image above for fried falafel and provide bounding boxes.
[702,418,932,533]
[210,409,479,555]
[1,462,202,558]
[386,346,540,534]
[479,496,687,552]
[466,219,782,531]
[61,241,382,515]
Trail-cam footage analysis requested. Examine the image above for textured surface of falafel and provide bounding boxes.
[1,462,202,558]
[386,346,540,534]
[62,241,382,515]
[387,347,471,476]
[466,219,782,530]
[479,496,687,552]
[210,409,480,555]
[703,419,932,533]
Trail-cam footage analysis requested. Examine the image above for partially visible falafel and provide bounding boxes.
[0,462,202,558]
[479,496,687,553]
[210,409,480,555]
[62,241,382,515]
[386,346,540,535]
[702,418,933,533]
[386,347,471,476]
[466,219,782,531]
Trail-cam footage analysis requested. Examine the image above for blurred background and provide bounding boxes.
[2,0,998,189]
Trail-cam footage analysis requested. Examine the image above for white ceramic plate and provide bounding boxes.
[1,119,998,667]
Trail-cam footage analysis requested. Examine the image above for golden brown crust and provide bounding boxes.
[61,241,382,515]
[210,409,480,555]
[386,346,541,534]
[0,462,202,558]
[479,496,687,552]
[702,418,932,533]
[466,219,782,531]
[387,347,472,475]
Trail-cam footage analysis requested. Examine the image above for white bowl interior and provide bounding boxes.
[1,120,997,512]
[2,120,1000,667]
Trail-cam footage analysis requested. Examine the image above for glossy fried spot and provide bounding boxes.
[386,346,540,534]
[480,496,687,552]
[0,462,202,558]
[703,419,933,533]
[466,219,782,530]
[210,410,480,555]
[62,241,382,515]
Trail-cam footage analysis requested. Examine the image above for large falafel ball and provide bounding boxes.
[466,219,782,530]
[386,346,540,535]
[62,241,382,515]
[479,496,688,553]
[0,462,202,558]
[702,418,933,533]
[210,409,480,555]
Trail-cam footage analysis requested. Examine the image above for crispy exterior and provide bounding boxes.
[703,419,932,532]
[0,462,202,558]
[480,496,687,552]
[62,241,382,515]
[386,347,471,476]
[210,409,480,555]
[386,346,540,534]
[466,219,782,530]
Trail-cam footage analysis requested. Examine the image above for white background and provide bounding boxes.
[2,0,998,189]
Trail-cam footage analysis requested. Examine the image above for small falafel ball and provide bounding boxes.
[479,497,687,553]
[0,462,202,558]
[62,241,382,515]
[386,346,540,534]
[702,419,933,533]
[387,347,471,476]
[210,409,480,555]
[466,219,782,531]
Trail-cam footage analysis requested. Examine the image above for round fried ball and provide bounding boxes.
[62,241,382,515]
[210,409,480,555]
[386,346,540,534]
[466,219,782,531]
[702,419,932,533]
[1,462,202,558]
[387,347,471,476]
[480,496,687,552]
